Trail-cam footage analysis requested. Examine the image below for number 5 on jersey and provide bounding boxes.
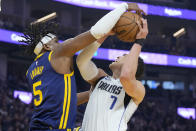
[110,95,117,110]
[33,81,43,106]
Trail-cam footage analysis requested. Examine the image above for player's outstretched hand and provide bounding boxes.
[136,18,148,39]
[127,3,147,16]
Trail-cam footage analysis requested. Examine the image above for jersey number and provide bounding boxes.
[110,95,117,110]
[33,81,43,106]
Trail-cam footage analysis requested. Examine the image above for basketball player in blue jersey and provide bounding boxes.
[76,18,148,131]
[21,3,143,131]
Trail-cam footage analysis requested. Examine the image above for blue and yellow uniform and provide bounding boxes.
[26,51,77,131]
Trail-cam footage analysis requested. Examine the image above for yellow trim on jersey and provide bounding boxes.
[59,75,68,129]
[34,52,44,61]
[75,127,80,131]
[26,70,28,76]
[59,72,74,129]
[63,75,72,129]
[67,71,74,76]
[48,51,53,62]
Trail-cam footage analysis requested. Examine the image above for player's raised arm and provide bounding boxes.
[76,34,111,85]
[119,18,148,105]
[53,3,130,58]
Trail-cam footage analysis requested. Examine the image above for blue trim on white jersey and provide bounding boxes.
[118,108,126,131]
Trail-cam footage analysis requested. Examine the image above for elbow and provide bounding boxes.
[120,70,136,87]
[120,73,134,86]
[120,72,137,94]
[119,74,136,94]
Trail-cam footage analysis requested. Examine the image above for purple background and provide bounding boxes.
[54,0,196,20]
[177,107,195,120]
[1,29,196,68]
[0,29,25,45]
[14,90,32,104]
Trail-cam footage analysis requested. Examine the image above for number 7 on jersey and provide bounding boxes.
[110,95,117,110]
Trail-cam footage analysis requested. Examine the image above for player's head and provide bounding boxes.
[20,22,59,56]
[109,55,144,78]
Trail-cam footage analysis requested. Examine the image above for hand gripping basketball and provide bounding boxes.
[127,3,147,16]
[136,18,148,39]
[134,18,148,46]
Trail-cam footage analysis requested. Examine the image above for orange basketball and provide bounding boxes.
[113,12,142,42]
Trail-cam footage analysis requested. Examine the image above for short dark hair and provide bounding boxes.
[20,22,58,55]
[136,57,145,78]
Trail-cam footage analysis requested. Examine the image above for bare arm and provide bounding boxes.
[52,3,144,58]
[120,44,144,105]
[77,91,90,105]
[120,19,148,105]
[54,31,96,57]
[76,35,110,85]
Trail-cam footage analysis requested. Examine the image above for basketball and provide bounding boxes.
[113,12,142,42]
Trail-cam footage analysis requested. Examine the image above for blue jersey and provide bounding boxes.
[26,51,77,130]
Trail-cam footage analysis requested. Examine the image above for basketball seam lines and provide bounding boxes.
[119,23,137,40]
[116,15,139,41]
[114,22,135,29]
[120,16,135,23]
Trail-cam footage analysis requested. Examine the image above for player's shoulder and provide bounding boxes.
[94,75,109,85]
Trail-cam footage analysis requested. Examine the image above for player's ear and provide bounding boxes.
[43,44,52,51]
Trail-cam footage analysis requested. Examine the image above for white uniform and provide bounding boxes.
[81,76,138,131]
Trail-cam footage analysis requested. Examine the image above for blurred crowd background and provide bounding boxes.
[0,0,196,130]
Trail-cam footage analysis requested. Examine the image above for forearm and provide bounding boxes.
[90,3,128,39]
[121,44,142,79]
[77,91,90,105]
[56,31,96,57]
[122,18,148,77]
[121,18,148,77]
[55,3,128,57]
[76,35,108,81]
[120,44,142,97]
[120,18,148,103]
[77,41,101,65]
[76,41,100,81]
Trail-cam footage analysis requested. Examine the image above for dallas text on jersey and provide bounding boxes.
[97,81,123,95]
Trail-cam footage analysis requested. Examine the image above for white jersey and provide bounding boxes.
[81,76,138,131]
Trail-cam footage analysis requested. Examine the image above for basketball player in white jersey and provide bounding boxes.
[76,17,148,131]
